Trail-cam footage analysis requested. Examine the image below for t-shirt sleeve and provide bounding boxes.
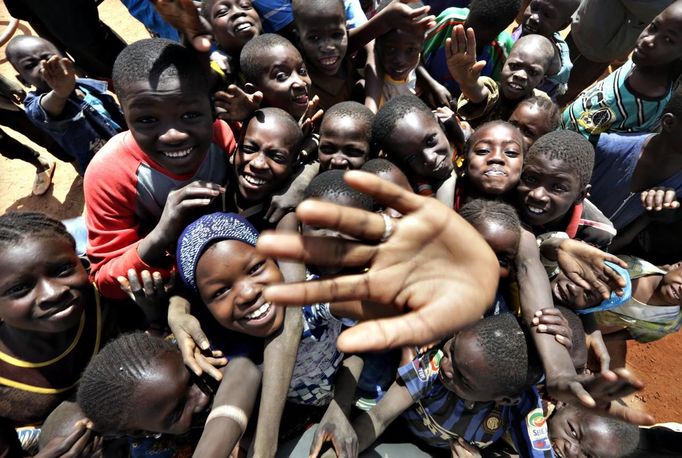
[252,0,293,32]
[211,119,237,156]
[507,387,555,458]
[456,77,500,121]
[397,349,443,401]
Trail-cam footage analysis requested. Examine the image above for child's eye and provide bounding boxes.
[54,262,76,277]
[346,148,365,157]
[498,257,510,268]
[135,116,157,125]
[212,286,231,300]
[269,152,289,163]
[274,71,289,82]
[505,149,520,158]
[332,32,345,40]
[425,135,437,147]
[182,112,202,120]
[522,173,538,184]
[249,261,265,275]
[308,34,320,42]
[214,6,228,18]
[240,144,259,154]
[474,148,490,155]
[568,421,578,438]
[664,36,674,44]
[552,183,568,193]
[3,282,32,298]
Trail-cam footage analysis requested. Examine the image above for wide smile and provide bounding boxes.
[483,165,507,177]
[161,147,193,159]
[292,92,309,106]
[551,442,566,458]
[233,21,254,34]
[525,201,547,216]
[506,81,525,92]
[241,173,269,188]
[239,301,275,327]
[41,296,82,321]
[319,56,340,69]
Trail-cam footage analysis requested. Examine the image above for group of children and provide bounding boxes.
[1,0,681,456]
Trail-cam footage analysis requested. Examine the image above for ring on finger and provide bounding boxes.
[380,213,395,243]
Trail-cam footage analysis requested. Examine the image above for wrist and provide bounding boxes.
[461,82,486,104]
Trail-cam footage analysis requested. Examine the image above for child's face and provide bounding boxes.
[499,46,549,100]
[474,221,519,279]
[233,114,299,202]
[209,0,262,54]
[319,115,370,172]
[439,330,501,402]
[8,38,60,90]
[632,2,682,68]
[295,9,348,76]
[376,29,423,82]
[252,44,311,119]
[517,153,585,227]
[196,240,285,337]
[0,236,88,333]
[384,110,452,181]
[658,261,682,305]
[551,272,602,310]
[126,351,210,435]
[122,76,214,176]
[548,404,621,458]
[522,0,575,37]
[509,103,553,148]
[466,123,524,196]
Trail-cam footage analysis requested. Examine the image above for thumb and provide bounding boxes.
[186,320,211,350]
[308,428,326,458]
[472,60,487,74]
[251,91,264,104]
[191,35,212,53]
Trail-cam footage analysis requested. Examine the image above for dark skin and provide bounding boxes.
[318,115,370,172]
[508,102,555,148]
[521,0,579,37]
[208,0,262,56]
[295,8,348,78]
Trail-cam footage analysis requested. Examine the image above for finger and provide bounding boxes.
[607,401,655,426]
[153,271,166,294]
[53,421,88,454]
[141,270,155,297]
[345,171,424,214]
[117,276,132,295]
[263,273,374,306]
[453,25,466,54]
[652,189,666,210]
[663,189,676,207]
[69,428,93,454]
[465,27,477,56]
[338,295,483,353]
[641,190,654,210]
[179,338,204,376]
[267,206,287,224]
[196,353,226,381]
[308,430,326,458]
[258,233,377,267]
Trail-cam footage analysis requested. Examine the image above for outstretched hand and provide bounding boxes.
[40,56,76,98]
[555,239,628,300]
[380,0,435,36]
[546,368,654,426]
[256,171,499,353]
[214,85,263,122]
[151,0,213,52]
[445,25,486,101]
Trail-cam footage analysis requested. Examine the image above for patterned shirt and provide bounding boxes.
[561,59,673,144]
[398,349,554,456]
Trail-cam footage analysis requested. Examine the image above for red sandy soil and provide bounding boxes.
[1,0,680,424]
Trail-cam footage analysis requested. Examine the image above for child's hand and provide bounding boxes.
[532,308,572,350]
[309,402,358,458]
[214,85,263,122]
[424,79,453,109]
[151,0,213,52]
[155,180,224,247]
[450,438,482,458]
[555,239,628,300]
[380,0,435,36]
[433,106,455,124]
[167,296,227,381]
[546,369,654,426]
[256,171,500,353]
[445,26,486,100]
[34,419,102,458]
[0,75,26,104]
[40,56,76,99]
[117,269,175,312]
[298,95,324,137]
[585,329,611,375]
[640,187,680,212]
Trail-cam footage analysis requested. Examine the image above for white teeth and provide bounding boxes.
[243,175,266,186]
[527,205,545,214]
[162,148,191,158]
[320,57,338,66]
[235,23,252,32]
[508,82,523,90]
[484,170,505,176]
[245,302,271,320]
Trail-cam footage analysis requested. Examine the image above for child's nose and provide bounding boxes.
[234,281,261,307]
[159,128,190,144]
[249,152,268,169]
[36,278,70,305]
[528,186,549,201]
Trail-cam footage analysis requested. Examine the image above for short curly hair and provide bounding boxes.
[305,169,374,210]
[239,33,300,84]
[526,130,595,189]
[371,95,434,155]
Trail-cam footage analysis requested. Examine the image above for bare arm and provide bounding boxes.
[39,56,76,118]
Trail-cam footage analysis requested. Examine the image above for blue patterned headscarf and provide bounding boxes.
[176,212,259,295]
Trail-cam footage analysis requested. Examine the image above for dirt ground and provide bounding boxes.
[1,0,681,423]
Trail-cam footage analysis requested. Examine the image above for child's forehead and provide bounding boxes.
[379,28,423,44]
[295,6,345,28]
[261,44,304,68]
[524,152,577,178]
[508,45,552,68]
[322,113,369,132]
[471,123,523,143]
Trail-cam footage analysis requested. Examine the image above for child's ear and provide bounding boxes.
[661,113,677,133]
[576,184,591,203]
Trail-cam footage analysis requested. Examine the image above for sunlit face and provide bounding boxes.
[318,115,370,172]
[122,76,214,176]
[295,9,348,76]
[522,0,576,37]
[548,404,622,458]
[210,0,262,54]
[0,236,88,333]
[126,351,211,435]
[376,28,423,81]
[499,46,549,100]
[233,113,299,203]
[517,153,586,227]
[632,3,682,68]
[551,272,602,310]
[657,262,682,306]
[474,220,519,279]
[509,102,554,148]
[196,239,285,338]
[466,123,524,197]
[8,37,60,90]
[383,110,452,181]
[252,44,311,118]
